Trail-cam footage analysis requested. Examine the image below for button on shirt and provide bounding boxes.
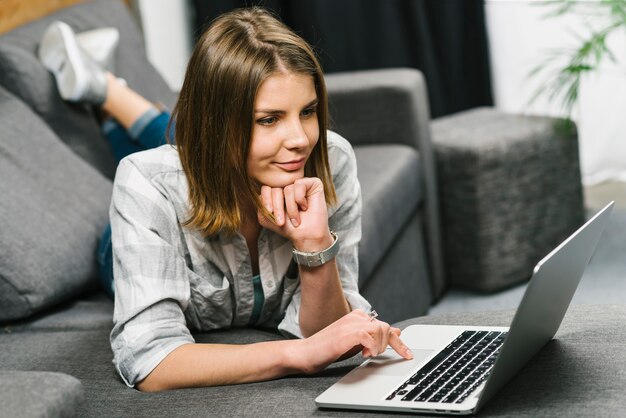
[109,131,371,387]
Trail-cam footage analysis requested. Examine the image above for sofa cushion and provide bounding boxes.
[0,86,112,322]
[0,0,177,179]
[355,144,422,284]
[0,371,84,418]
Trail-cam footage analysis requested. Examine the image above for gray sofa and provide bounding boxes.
[0,0,444,416]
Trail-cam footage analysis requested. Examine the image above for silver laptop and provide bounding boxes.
[316,201,613,415]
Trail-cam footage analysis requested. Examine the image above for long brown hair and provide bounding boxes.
[172,7,335,237]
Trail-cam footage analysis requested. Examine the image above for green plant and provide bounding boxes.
[529,0,626,124]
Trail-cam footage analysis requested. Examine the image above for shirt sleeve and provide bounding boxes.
[109,157,195,387]
[278,131,371,338]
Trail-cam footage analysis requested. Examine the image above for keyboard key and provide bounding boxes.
[401,386,424,401]
[430,393,445,402]
[416,388,437,402]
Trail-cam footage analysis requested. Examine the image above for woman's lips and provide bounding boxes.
[274,159,305,171]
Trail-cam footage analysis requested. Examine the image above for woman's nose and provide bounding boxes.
[284,119,309,149]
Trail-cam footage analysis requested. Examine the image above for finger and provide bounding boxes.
[377,321,391,354]
[257,210,267,226]
[257,208,275,230]
[388,329,413,360]
[293,179,308,211]
[298,177,324,197]
[271,188,285,226]
[260,186,273,213]
[283,185,300,227]
[358,320,385,357]
[358,329,378,358]
[362,320,382,356]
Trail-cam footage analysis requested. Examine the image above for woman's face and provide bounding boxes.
[247,71,319,188]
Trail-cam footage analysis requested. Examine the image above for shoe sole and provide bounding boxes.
[39,22,89,101]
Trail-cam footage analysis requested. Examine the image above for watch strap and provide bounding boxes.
[292,231,339,267]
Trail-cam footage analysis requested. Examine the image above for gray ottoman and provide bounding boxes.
[431,108,585,292]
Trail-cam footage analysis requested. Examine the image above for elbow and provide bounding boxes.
[132,342,195,392]
[135,377,161,393]
[135,374,170,393]
[299,324,317,339]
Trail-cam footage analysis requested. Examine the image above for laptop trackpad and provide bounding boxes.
[358,349,434,376]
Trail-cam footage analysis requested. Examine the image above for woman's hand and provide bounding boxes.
[257,177,331,251]
[292,310,414,375]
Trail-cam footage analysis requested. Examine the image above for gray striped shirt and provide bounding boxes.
[109,131,371,387]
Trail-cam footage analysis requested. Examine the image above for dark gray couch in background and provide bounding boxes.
[0,0,444,415]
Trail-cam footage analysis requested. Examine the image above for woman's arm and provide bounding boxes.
[137,310,413,392]
[259,179,352,337]
[136,340,300,392]
[297,249,351,337]
[258,135,366,337]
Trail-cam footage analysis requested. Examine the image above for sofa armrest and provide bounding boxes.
[325,67,446,299]
[325,68,430,150]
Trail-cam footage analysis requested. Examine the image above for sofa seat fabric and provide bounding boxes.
[1,303,623,417]
[0,371,84,418]
[355,144,422,286]
[431,107,585,292]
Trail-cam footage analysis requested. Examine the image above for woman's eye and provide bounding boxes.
[257,116,277,126]
[301,107,317,118]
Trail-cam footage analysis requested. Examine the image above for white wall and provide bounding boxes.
[486,0,626,185]
[135,0,193,91]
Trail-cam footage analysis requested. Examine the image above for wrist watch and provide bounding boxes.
[292,231,340,267]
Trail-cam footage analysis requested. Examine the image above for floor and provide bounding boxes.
[428,181,626,315]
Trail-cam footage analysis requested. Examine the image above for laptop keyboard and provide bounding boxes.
[385,330,508,404]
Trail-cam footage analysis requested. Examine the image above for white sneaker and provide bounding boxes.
[76,27,120,71]
[38,21,107,105]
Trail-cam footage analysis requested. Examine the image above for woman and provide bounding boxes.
[40,8,413,392]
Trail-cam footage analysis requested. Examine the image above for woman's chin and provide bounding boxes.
[256,171,305,188]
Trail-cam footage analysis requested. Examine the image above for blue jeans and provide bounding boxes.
[96,109,173,298]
